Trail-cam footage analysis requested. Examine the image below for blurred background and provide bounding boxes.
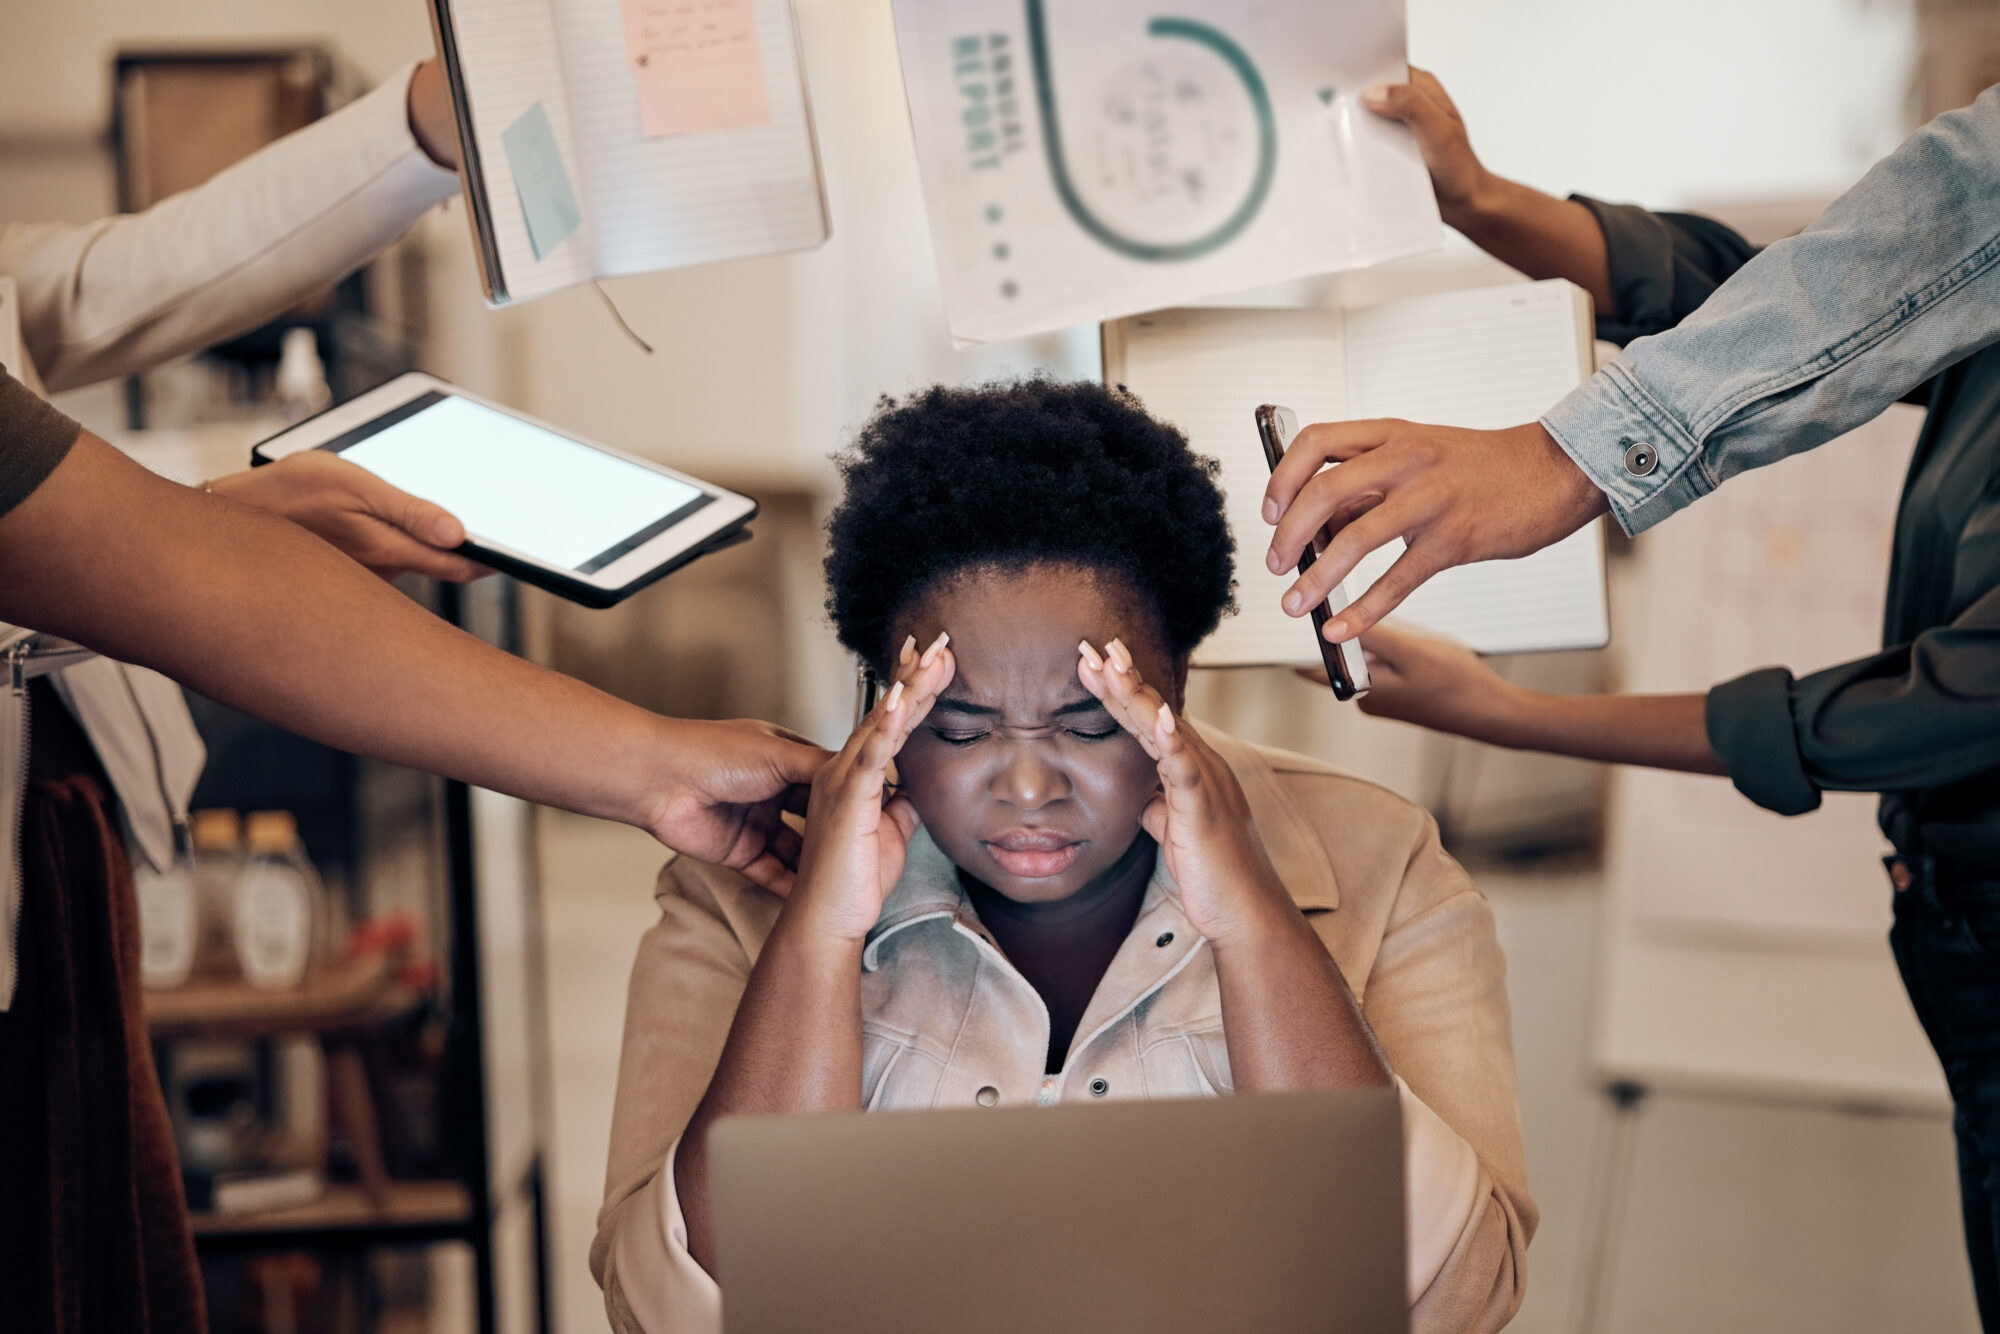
[5,0,1998,1330]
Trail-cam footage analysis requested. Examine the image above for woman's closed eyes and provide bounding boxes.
[927,721,1124,747]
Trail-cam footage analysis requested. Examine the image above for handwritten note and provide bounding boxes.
[618,0,771,137]
[501,101,583,260]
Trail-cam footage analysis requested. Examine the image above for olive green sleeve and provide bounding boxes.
[1706,575,2000,815]
[0,367,82,519]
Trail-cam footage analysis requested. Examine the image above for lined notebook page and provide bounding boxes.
[1107,308,1349,667]
[550,0,827,278]
[1342,280,1608,653]
[445,0,596,301]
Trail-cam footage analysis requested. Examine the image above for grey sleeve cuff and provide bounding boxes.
[1706,666,1822,817]
[1569,195,1679,343]
[0,368,81,519]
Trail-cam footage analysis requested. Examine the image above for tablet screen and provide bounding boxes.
[325,391,711,572]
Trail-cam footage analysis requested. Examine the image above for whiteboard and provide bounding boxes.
[1591,401,1950,1113]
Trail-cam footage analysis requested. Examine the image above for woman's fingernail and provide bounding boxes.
[1157,704,1177,735]
[899,634,917,665]
[1262,497,1278,524]
[919,630,950,667]
[1283,590,1304,615]
[1107,639,1132,672]
[1078,640,1105,670]
[884,679,905,710]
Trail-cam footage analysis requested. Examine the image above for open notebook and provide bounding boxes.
[429,0,828,304]
[1103,280,1609,664]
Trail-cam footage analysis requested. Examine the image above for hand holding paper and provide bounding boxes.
[891,0,1441,344]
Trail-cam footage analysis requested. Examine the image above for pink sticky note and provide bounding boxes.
[619,0,772,137]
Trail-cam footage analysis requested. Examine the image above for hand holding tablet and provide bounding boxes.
[252,372,757,606]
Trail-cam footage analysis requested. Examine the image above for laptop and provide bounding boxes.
[708,1088,1408,1334]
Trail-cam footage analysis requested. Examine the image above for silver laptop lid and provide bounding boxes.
[710,1087,1407,1334]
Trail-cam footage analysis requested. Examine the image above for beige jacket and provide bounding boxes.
[595,726,1536,1333]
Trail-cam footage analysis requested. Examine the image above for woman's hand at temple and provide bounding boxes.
[787,632,956,941]
[674,633,953,1269]
[1076,639,1293,949]
[1079,638,1391,1090]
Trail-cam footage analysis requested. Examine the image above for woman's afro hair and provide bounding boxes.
[824,377,1237,670]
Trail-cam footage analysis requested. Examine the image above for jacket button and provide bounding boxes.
[1156,931,1174,947]
[1622,442,1658,477]
[976,1085,999,1106]
[1089,1077,1109,1097]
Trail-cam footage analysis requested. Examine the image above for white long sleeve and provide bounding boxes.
[0,63,458,393]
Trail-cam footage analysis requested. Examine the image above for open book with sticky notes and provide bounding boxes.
[1102,279,1610,665]
[429,0,828,305]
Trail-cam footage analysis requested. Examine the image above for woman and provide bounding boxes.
[1351,70,2000,1323]
[593,380,1535,1333]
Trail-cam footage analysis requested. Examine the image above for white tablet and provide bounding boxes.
[252,373,757,607]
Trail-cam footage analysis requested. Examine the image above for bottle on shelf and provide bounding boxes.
[188,808,246,983]
[135,831,198,991]
[235,811,325,991]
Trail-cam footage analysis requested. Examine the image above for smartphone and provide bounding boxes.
[1255,404,1371,701]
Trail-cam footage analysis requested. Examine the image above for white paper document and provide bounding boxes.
[433,0,828,304]
[891,0,1442,344]
[1102,280,1609,664]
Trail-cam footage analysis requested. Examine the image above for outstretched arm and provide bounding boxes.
[2,62,460,393]
[1266,84,2000,640]
[1350,625,1724,775]
[0,399,827,892]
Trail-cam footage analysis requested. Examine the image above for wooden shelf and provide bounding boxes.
[189,1179,472,1240]
[145,953,420,1037]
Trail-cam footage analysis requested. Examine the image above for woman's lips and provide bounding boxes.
[984,829,1083,879]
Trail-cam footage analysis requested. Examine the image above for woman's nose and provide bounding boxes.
[989,739,1073,810]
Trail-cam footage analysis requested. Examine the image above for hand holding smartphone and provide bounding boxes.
[1255,405,1371,701]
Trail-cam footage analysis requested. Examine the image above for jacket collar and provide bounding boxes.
[861,718,1338,971]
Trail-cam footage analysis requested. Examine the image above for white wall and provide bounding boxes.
[1408,0,1917,208]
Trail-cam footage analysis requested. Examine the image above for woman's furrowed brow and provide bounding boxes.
[931,694,1109,719]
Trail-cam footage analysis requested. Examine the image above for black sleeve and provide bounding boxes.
[1704,567,2000,816]
[1570,194,1759,346]
[0,368,82,520]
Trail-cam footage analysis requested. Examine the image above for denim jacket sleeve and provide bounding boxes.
[1540,84,2000,536]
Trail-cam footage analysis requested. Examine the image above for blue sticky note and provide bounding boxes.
[501,101,582,261]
